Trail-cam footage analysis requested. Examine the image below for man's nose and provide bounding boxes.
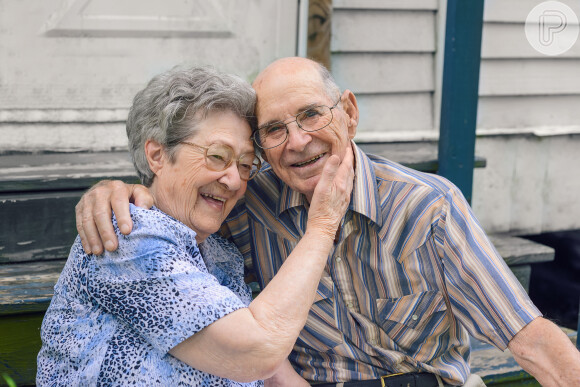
[285,121,312,151]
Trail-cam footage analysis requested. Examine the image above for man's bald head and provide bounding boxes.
[253,57,340,102]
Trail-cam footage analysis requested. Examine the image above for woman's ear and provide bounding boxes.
[144,139,165,174]
[341,89,359,140]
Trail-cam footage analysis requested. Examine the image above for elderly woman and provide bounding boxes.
[37,66,353,386]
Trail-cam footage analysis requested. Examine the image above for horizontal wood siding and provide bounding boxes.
[332,10,435,52]
[334,0,437,10]
[479,0,580,128]
[482,23,580,59]
[331,53,434,94]
[479,59,580,96]
[484,0,580,23]
[356,93,433,132]
[478,95,580,128]
[331,7,437,135]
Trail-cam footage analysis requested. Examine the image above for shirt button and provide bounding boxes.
[368,339,376,345]
[346,302,353,308]
[336,257,342,263]
[412,314,418,321]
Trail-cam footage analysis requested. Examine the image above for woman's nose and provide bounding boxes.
[218,162,242,191]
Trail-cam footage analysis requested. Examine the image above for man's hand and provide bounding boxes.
[508,316,580,386]
[264,359,309,387]
[75,180,154,255]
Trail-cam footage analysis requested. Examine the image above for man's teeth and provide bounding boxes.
[295,154,324,167]
[201,193,226,202]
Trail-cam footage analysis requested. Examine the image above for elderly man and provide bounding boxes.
[77,57,580,386]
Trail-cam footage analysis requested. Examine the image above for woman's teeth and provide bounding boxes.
[201,193,225,203]
[295,153,324,167]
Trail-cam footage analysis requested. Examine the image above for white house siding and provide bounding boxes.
[473,0,580,234]
[0,0,298,152]
[331,1,438,138]
[2,0,579,234]
[332,0,580,234]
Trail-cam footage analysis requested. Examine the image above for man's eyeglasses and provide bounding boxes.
[252,97,341,150]
[180,141,261,181]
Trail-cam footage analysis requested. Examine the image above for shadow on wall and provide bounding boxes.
[523,230,580,330]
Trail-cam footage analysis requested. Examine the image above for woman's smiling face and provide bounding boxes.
[149,110,254,242]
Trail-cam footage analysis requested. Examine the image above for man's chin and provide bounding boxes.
[290,175,321,202]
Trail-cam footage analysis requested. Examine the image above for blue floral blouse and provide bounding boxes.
[37,205,262,386]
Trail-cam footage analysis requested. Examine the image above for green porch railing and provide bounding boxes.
[438,0,485,204]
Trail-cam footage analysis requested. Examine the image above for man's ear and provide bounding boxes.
[341,89,359,139]
[144,139,165,174]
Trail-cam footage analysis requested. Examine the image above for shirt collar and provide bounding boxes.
[276,142,383,227]
[351,142,383,226]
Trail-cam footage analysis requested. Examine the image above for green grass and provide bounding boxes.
[1,373,17,387]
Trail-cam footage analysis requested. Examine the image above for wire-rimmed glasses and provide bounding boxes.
[252,97,341,150]
[180,141,261,181]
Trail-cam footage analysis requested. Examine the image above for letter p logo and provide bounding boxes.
[539,10,567,46]
[526,1,579,56]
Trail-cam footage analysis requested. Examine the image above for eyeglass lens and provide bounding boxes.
[205,143,260,180]
[256,105,333,149]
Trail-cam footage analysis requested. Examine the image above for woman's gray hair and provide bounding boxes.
[126,66,257,186]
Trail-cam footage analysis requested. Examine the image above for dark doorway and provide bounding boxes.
[523,230,580,330]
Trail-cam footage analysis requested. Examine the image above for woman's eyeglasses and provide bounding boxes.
[180,141,261,181]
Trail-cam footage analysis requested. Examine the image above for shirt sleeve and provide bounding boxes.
[86,214,247,355]
[434,185,542,349]
[200,234,254,306]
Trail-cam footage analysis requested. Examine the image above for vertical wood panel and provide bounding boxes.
[308,0,332,69]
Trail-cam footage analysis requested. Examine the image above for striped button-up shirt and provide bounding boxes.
[221,143,540,384]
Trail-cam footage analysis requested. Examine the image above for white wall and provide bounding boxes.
[472,0,580,233]
[2,0,579,234]
[0,0,298,152]
[331,0,438,140]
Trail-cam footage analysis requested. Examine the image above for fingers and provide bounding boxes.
[107,180,134,237]
[307,150,355,237]
[75,199,93,254]
[333,145,355,189]
[76,180,114,255]
[93,185,118,253]
[317,154,341,189]
[74,180,140,254]
[131,184,155,210]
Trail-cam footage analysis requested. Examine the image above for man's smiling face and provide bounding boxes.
[253,58,357,202]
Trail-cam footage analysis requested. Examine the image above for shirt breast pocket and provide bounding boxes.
[375,290,448,346]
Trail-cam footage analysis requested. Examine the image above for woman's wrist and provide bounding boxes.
[303,227,336,249]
